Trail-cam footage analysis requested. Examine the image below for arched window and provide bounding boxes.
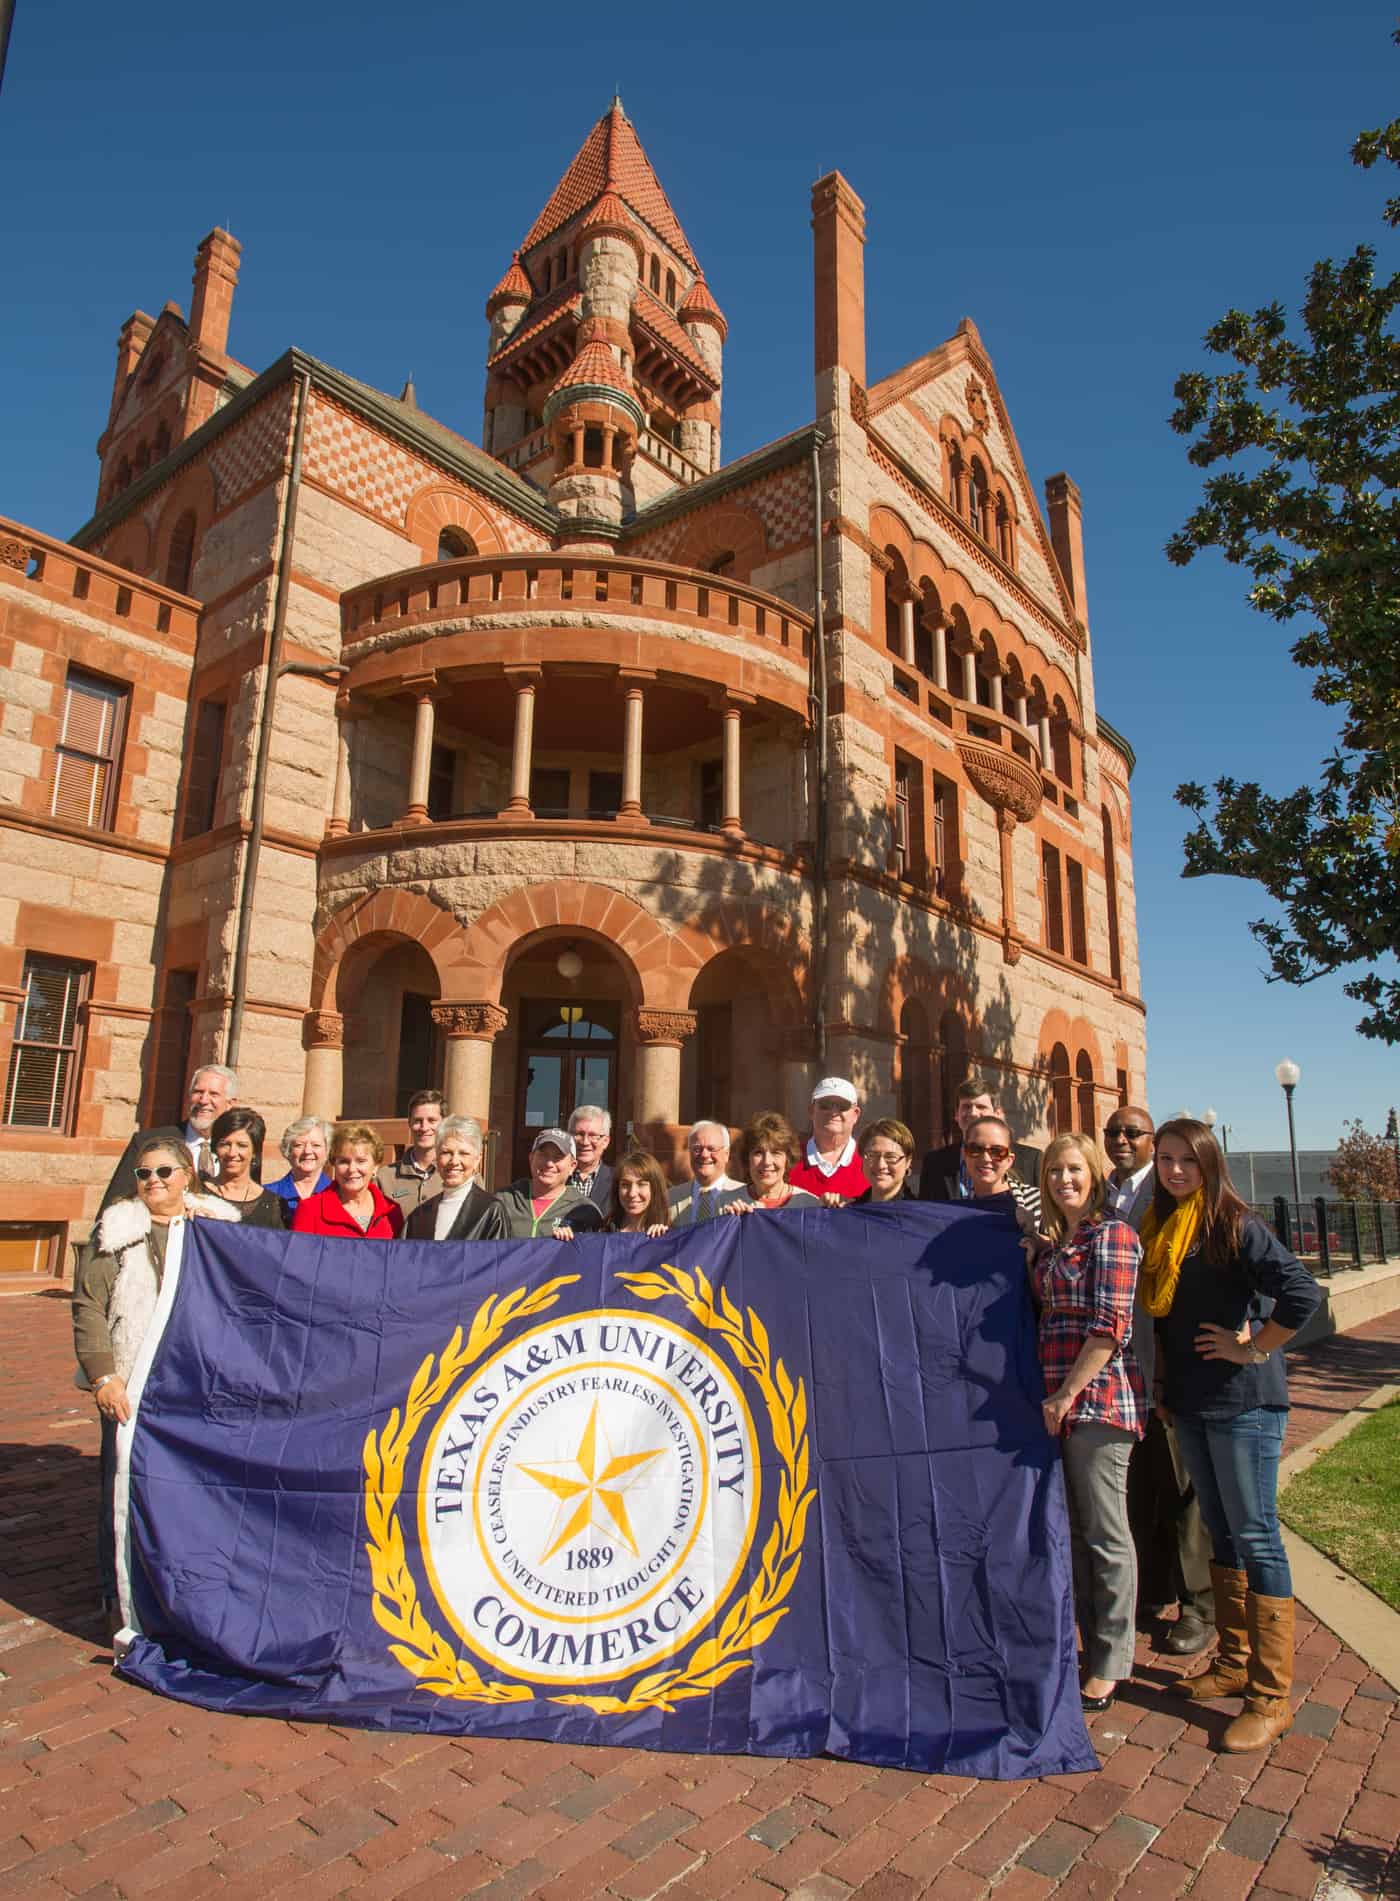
[665,269,677,306]
[937,1010,970,1145]
[165,512,197,594]
[899,999,934,1147]
[583,427,605,468]
[436,527,476,562]
[1051,710,1073,788]
[649,256,661,294]
[134,441,151,476]
[1075,1052,1096,1137]
[153,422,172,462]
[1049,1042,1073,1136]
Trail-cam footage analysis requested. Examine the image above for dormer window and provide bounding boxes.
[649,257,661,294]
[665,269,676,306]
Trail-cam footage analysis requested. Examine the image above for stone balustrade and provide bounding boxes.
[0,514,200,646]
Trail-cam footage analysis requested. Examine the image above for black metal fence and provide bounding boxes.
[1256,1198,1400,1277]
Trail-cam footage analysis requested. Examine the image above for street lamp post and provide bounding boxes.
[1275,1060,1303,1207]
[1386,1107,1400,1192]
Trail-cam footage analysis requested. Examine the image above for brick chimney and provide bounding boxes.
[189,228,242,359]
[1044,472,1089,628]
[108,310,155,429]
[811,172,866,397]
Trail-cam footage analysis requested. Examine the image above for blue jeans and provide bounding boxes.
[1171,1408,1291,1597]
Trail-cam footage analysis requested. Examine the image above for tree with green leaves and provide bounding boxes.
[1167,52,1400,1041]
[1328,1118,1400,1201]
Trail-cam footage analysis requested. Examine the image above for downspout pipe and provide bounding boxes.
[225,367,312,1071]
[810,431,829,1070]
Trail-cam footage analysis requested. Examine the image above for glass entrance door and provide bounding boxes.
[514,999,619,1177]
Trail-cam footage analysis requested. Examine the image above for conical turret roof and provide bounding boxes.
[486,252,533,314]
[521,99,698,271]
[678,273,726,337]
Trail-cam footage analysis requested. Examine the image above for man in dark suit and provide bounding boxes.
[667,1122,746,1226]
[98,1064,238,1212]
[568,1104,615,1211]
[918,1078,1041,1203]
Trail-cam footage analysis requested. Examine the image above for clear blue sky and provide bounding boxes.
[1,0,1394,1150]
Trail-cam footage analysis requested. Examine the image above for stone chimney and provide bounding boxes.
[108,310,155,429]
[1045,472,1089,629]
[811,172,866,400]
[189,228,242,360]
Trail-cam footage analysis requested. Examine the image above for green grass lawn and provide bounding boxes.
[1280,1398,1400,1610]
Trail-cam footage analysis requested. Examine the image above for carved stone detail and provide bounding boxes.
[431,1001,508,1040]
[633,1008,698,1047]
[0,537,28,572]
[302,1010,344,1050]
[966,378,991,432]
[849,381,870,427]
[956,738,1042,824]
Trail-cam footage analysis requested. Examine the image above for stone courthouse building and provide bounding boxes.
[0,101,1144,1267]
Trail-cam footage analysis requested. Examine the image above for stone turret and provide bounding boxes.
[678,274,726,472]
[543,339,645,541]
[483,255,534,451]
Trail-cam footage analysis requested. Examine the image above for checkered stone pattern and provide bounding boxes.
[629,463,815,565]
[304,393,548,552]
[207,385,295,510]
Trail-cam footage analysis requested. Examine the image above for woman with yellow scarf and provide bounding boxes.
[1143,1119,1319,1754]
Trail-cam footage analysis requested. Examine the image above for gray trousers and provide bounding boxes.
[1061,1422,1138,1682]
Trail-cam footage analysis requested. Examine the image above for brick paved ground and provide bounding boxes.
[2,1291,1397,1901]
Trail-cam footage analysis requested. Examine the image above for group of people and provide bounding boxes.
[74,1063,1319,1757]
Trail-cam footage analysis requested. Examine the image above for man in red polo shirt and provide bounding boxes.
[787,1077,869,1202]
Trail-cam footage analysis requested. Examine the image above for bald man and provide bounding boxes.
[1106,1105,1215,1657]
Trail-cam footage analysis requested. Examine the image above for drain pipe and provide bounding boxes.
[810,430,829,1070]
[225,366,312,1071]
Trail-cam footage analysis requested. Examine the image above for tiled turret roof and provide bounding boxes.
[678,273,726,339]
[521,99,699,271]
[486,253,533,315]
[549,339,635,400]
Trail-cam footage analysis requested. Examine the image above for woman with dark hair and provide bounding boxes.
[559,1148,674,1239]
[960,1114,1042,1227]
[206,1108,284,1228]
[727,1112,821,1212]
[292,1124,404,1239]
[1144,1118,1320,1753]
[853,1119,919,1203]
[1034,1134,1146,1712]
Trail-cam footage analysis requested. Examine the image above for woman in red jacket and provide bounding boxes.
[291,1123,404,1239]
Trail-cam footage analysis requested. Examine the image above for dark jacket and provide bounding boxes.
[405,1184,509,1243]
[571,1163,615,1209]
[495,1180,605,1240]
[918,1140,1043,1205]
[1157,1216,1321,1421]
[99,1124,195,1213]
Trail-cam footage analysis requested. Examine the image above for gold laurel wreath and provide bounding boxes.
[361,1263,813,1713]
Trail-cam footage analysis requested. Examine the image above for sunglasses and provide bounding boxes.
[135,1164,181,1182]
[1106,1126,1151,1141]
[964,1142,1010,1162]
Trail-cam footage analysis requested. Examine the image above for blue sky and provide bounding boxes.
[1,0,1394,1149]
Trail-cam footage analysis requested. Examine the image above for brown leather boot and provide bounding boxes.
[1221,1594,1294,1751]
[1180,1563,1250,1700]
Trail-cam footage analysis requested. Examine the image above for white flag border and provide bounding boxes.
[112,1216,188,1640]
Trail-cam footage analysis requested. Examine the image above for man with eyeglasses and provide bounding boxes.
[567,1104,614,1208]
[1106,1106,1216,1658]
[98,1064,238,1213]
[667,1122,746,1225]
[787,1078,869,1202]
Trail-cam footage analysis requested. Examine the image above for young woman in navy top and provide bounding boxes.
[1140,1119,1319,1753]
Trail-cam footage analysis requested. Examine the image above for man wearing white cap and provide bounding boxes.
[787,1078,869,1202]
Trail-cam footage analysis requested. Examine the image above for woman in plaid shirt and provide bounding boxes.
[1032,1134,1147,1714]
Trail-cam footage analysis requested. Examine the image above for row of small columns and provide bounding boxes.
[301,1001,705,1132]
[327,672,752,836]
[892,597,1055,769]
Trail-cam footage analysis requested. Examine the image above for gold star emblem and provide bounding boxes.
[518,1400,666,1563]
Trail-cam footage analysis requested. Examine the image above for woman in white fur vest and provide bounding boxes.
[72,1134,238,1629]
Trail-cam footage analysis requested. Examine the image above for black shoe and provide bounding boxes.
[1081,1686,1117,1712]
[1164,1610,1213,1656]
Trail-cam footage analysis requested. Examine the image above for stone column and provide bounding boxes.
[403,677,438,824]
[326,700,356,838]
[961,649,978,702]
[996,809,1021,963]
[432,1002,508,1124]
[932,625,948,691]
[1012,693,1029,727]
[989,671,1004,715]
[722,696,749,838]
[501,667,541,816]
[633,1009,697,1125]
[1038,713,1053,770]
[301,1010,344,1118]
[898,596,915,667]
[618,672,652,822]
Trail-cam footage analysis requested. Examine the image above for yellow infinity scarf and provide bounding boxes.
[1136,1188,1204,1317]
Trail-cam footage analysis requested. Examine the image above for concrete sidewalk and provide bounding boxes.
[2,1291,1396,1901]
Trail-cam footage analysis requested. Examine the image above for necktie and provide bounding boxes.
[697,1188,715,1222]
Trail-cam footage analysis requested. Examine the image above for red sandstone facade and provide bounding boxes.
[0,101,1144,1267]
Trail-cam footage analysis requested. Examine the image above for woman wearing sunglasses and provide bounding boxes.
[72,1136,239,1635]
[960,1115,1042,1227]
[1146,1119,1320,1753]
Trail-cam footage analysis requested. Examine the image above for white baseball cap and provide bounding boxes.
[811,1077,858,1105]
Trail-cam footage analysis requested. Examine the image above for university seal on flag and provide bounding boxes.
[362,1263,814,1712]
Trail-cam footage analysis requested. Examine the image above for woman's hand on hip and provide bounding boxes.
[95,1376,132,1424]
[1194,1323,1251,1364]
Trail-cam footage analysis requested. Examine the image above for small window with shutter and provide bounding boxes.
[50,668,128,830]
[4,954,89,1131]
